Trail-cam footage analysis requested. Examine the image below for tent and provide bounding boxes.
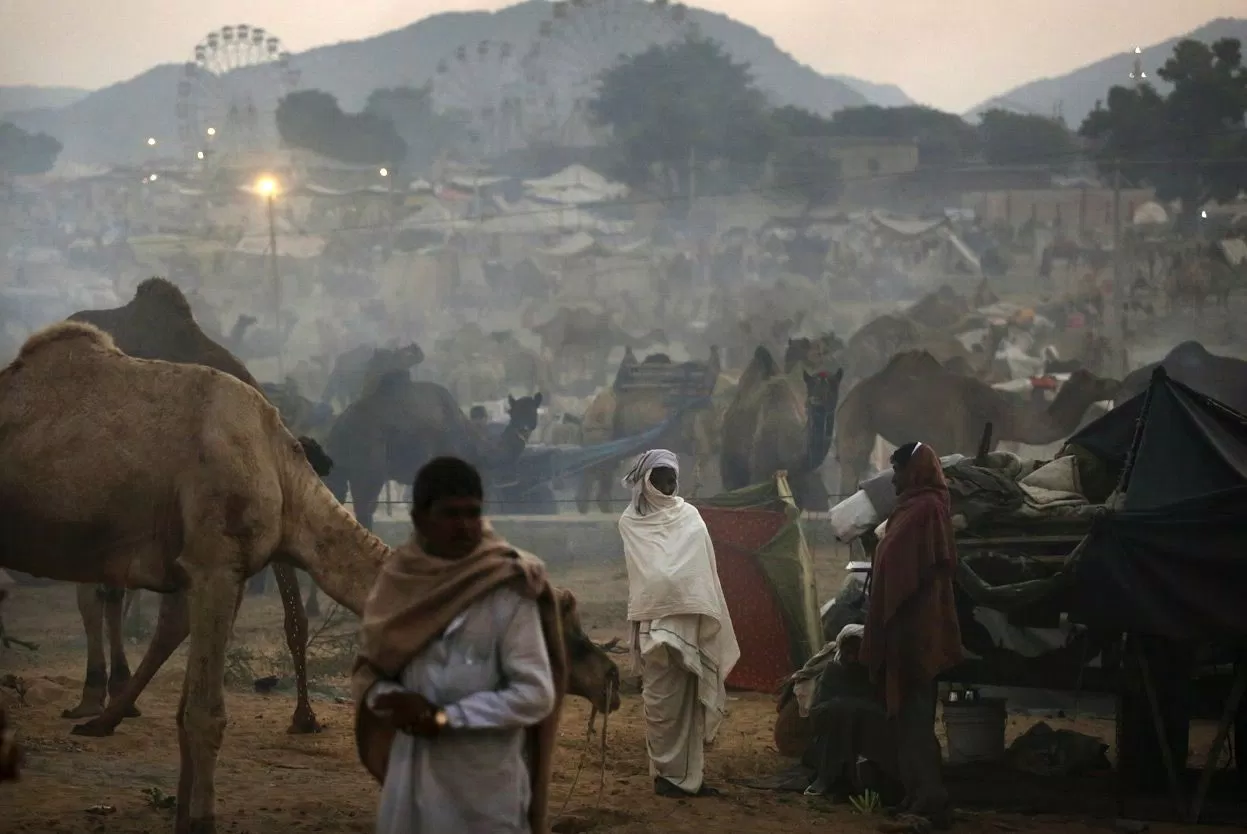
[1068,367,1247,639]
[693,475,822,692]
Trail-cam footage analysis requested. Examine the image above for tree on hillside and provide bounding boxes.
[0,122,62,176]
[363,86,469,170]
[826,105,980,167]
[1080,37,1247,221]
[977,109,1081,166]
[276,90,407,168]
[767,106,844,210]
[590,38,772,191]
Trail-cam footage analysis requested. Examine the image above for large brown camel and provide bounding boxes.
[720,347,845,510]
[835,350,1120,493]
[323,371,541,529]
[65,277,323,736]
[1117,340,1247,414]
[841,311,1009,389]
[0,322,619,834]
[575,348,723,512]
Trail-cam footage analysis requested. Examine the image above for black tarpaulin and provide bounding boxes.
[1069,368,1247,639]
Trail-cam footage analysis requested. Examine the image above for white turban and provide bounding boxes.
[622,449,680,515]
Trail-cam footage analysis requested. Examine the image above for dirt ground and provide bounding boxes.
[0,561,1236,834]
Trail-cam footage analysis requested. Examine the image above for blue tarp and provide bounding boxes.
[486,406,696,498]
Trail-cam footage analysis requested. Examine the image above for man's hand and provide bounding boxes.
[373,691,443,737]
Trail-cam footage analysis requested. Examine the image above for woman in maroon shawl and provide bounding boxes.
[862,441,962,828]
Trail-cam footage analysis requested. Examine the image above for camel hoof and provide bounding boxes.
[286,712,322,735]
[61,704,102,720]
[186,815,216,834]
[70,719,117,737]
[122,704,141,718]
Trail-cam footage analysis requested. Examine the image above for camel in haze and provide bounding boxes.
[66,276,322,735]
[0,322,619,834]
[835,350,1120,493]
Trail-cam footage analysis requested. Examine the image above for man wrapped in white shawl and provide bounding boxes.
[618,449,740,798]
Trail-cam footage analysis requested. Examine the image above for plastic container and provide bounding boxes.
[942,696,1007,764]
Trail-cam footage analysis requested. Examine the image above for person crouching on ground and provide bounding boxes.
[862,441,963,829]
[618,449,740,798]
[352,456,567,834]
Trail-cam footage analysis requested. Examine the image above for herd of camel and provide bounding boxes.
[3,273,1246,829]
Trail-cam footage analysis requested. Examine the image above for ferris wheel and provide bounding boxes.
[176,24,300,170]
[521,0,697,147]
[431,39,527,159]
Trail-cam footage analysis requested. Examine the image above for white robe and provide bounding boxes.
[364,585,555,834]
[619,490,740,791]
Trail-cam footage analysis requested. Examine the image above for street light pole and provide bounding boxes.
[266,192,282,381]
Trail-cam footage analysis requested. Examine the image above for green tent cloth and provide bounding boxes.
[698,474,824,669]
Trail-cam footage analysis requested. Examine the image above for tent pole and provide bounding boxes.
[1132,636,1187,818]
[1188,663,1247,823]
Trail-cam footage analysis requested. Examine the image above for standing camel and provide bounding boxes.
[0,322,620,834]
[64,277,322,735]
[720,346,845,509]
[835,350,1120,493]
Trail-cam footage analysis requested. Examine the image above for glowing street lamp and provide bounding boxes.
[146,137,157,146]
[254,175,279,198]
[206,127,217,136]
[379,167,389,177]
[1129,46,1148,83]
[196,151,205,160]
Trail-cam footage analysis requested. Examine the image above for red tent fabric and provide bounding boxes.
[698,506,795,693]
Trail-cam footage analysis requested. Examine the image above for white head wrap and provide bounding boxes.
[622,449,680,515]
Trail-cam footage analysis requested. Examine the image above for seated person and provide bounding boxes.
[802,625,903,804]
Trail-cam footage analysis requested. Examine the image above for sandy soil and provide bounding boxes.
[0,563,1236,834]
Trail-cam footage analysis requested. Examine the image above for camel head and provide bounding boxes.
[505,393,543,440]
[554,588,621,714]
[296,436,334,478]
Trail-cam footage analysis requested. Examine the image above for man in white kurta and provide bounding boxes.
[618,449,740,798]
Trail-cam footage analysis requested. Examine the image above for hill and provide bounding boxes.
[967,17,1247,126]
[0,86,89,119]
[7,0,877,165]
[828,75,913,108]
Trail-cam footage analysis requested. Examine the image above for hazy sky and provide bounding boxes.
[1,0,1243,111]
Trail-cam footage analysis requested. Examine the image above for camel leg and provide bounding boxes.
[73,590,190,737]
[104,588,140,717]
[352,476,385,531]
[303,577,321,619]
[63,583,107,719]
[175,564,244,834]
[595,465,614,514]
[272,563,320,734]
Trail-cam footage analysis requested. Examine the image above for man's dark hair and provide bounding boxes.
[890,441,922,469]
[469,405,488,420]
[411,456,483,513]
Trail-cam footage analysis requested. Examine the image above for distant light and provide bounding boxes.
[148,173,158,182]
[196,150,205,160]
[1134,47,1142,55]
[206,127,217,136]
[379,167,389,177]
[255,175,279,197]
[146,137,156,146]
[1201,210,1208,219]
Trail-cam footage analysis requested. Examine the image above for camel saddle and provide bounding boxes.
[612,359,718,409]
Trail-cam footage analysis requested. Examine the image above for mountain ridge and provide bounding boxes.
[8,0,909,166]
[967,17,1247,125]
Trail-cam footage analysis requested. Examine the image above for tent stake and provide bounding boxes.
[1188,663,1247,823]
[1133,637,1186,819]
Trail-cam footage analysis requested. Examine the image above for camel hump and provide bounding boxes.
[134,277,194,318]
[17,321,120,361]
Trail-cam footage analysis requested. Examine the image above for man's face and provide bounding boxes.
[414,497,483,558]
[649,466,678,496]
[892,462,913,496]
